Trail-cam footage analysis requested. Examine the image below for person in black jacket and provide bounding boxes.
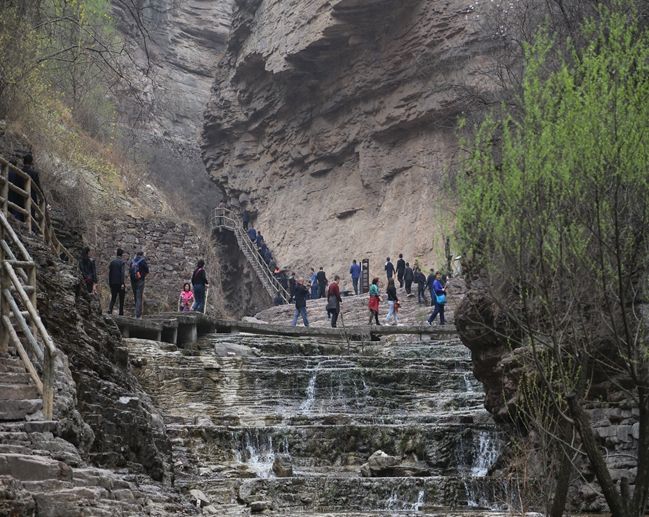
[191,259,209,313]
[384,278,400,325]
[107,248,126,315]
[130,251,149,318]
[291,278,310,327]
[79,247,97,294]
[288,272,296,303]
[316,267,328,299]
[385,257,395,282]
[404,262,414,296]
[414,267,427,304]
[396,254,406,288]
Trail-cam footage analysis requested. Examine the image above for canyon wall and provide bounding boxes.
[202,0,500,279]
[112,0,233,219]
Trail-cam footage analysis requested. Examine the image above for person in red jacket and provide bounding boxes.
[326,275,342,328]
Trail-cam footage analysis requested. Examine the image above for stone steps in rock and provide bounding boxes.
[0,420,56,433]
[0,453,72,482]
[1,372,34,384]
[0,383,40,400]
[192,476,512,513]
[0,398,43,421]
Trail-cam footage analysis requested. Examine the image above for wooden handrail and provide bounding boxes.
[0,156,74,263]
[0,211,58,419]
[3,261,57,357]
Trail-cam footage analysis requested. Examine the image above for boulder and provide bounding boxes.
[272,454,293,477]
[360,450,400,477]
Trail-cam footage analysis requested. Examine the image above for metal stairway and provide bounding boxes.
[210,208,290,304]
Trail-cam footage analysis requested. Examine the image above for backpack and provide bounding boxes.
[130,257,143,281]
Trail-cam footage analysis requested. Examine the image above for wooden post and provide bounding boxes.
[40,199,46,237]
[0,222,7,354]
[1,162,8,217]
[42,349,54,420]
[24,176,31,233]
[28,265,37,338]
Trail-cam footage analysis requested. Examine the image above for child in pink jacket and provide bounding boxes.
[179,283,194,311]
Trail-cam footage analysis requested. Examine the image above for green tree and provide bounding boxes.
[458,5,649,516]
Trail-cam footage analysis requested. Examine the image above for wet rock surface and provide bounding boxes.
[128,310,515,515]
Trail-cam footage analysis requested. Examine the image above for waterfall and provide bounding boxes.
[455,430,505,509]
[234,431,277,479]
[385,489,426,511]
[299,367,318,413]
[471,430,500,476]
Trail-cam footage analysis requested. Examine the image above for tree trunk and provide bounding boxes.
[631,388,649,516]
[549,423,573,517]
[567,394,628,517]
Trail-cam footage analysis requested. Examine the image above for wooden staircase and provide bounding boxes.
[0,156,72,423]
[210,207,290,303]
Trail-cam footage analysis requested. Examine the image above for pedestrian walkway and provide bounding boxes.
[210,207,290,303]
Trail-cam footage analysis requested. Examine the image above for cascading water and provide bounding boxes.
[132,331,514,515]
[233,431,278,478]
[385,489,426,512]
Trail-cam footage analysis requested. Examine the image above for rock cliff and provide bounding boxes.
[111,0,233,219]
[203,0,499,276]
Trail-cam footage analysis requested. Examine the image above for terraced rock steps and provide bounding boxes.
[0,352,43,423]
[129,331,517,515]
[0,345,196,516]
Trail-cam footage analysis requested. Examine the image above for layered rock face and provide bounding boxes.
[203,0,498,275]
[27,237,174,482]
[112,0,232,218]
[455,286,642,512]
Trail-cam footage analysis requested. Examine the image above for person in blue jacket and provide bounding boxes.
[349,259,361,295]
[427,271,447,325]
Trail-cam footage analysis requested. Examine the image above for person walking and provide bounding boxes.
[107,248,126,315]
[384,278,400,325]
[309,268,319,299]
[179,283,194,312]
[404,262,414,296]
[79,247,97,295]
[384,257,395,282]
[326,275,342,327]
[247,225,257,242]
[427,271,447,325]
[288,272,296,303]
[130,251,149,318]
[242,209,250,231]
[316,267,328,299]
[349,259,361,295]
[291,278,310,327]
[414,267,427,304]
[396,254,406,288]
[191,259,209,312]
[368,277,381,325]
[426,269,436,306]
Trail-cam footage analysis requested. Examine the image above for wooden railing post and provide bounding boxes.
[24,176,32,233]
[40,199,46,237]
[42,349,54,420]
[1,162,7,218]
[0,224,7,354]
[28,264,37,338]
